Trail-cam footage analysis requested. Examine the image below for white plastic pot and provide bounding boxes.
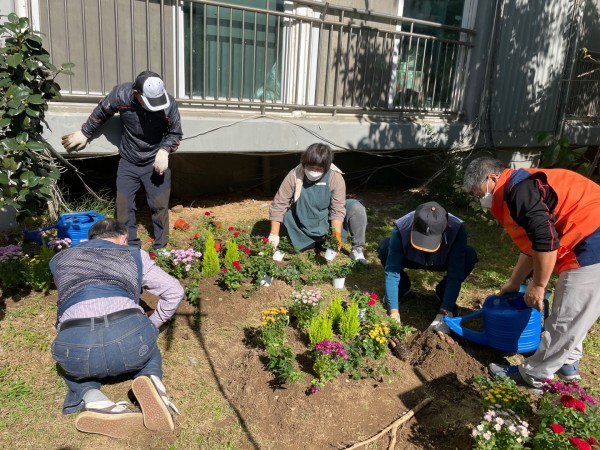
[272,250,285,262]
[324,248,337,261]
[332,277,346,289]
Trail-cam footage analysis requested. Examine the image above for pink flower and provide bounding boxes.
[550,423,565,434]
[310,385,320,395]
[570,437,591,450]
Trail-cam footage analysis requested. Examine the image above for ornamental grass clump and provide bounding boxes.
[533,379,599,450]
[311,340,348,389]
[472,408,531,450]
[202,231,220,276]
[339,301,361,342]
[0,244,26,290]
[259,306,289,353]
[289,288,322,330]
[307,313,333,347]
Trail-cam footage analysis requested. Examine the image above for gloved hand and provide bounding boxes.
[428,312,455,344]
[334,231,343,251]
[268,233,280,249]
[153,149,169,175]
[61,130,88,152]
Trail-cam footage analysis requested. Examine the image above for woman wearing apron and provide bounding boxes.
[268,143,367,263]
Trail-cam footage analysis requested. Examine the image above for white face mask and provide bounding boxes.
[480,178,493,209]
[304,170,324,181]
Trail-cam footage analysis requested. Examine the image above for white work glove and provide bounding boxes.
[268,233,280,249]
[153,149,169,175]
[61,130,88,152]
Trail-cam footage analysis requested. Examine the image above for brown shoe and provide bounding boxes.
[132,375,177,432]
[75,410,145,438]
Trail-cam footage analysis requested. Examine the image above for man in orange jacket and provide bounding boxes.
[463,157,600,389]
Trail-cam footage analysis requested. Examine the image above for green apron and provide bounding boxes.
[284,170,332,251]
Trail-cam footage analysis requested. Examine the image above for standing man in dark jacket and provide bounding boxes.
[61,71,183,250]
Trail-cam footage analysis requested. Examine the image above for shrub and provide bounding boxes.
[312,340,348,386]
[218,260,246,291]
[289,288,322,330]
[533,379,599,450]
[259,306,289,353]
[267,346,302,384]
[324,228,339,250]
[202,231,220,276]
[224,239,240,266]
[472,408,531,450]
[327,295,344,330]
[339,301,361,342]
[0,244,27,290]
[25,243,54,292]
[307,313,333,347]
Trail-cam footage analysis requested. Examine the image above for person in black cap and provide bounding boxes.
[61,71,182,250]
[377,201,478,339]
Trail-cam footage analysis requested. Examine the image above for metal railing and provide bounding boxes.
[37,0,475,115]
[564,49,600,121]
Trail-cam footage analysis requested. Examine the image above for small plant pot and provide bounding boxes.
[259,275,273,287]
[272,250,285,262]
[332,277,346,289]
[324,248,338,261]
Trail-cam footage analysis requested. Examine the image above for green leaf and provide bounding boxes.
[0,172,8,184]
[3,157,18,171]
[8,12,19,23]
[1,138,21,151]
[0,118,10,128]
[27,140,46,150]
[7,97,23,108]
[3,22,18,33]
[535,131,551,144]
[27,94,44,105]
[61,62,75,69]
[542,144,560,167]
[7,105,25,116]
[19,171,39,187]
[7,53,24,68]
[25,108,40,118]
[572,146,588,155]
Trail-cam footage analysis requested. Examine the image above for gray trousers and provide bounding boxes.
[519,262,600,387]
[344,200,367,250]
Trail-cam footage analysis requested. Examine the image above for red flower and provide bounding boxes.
[149,252,156,260]
[262,236,269,243]
[233,232,240,237]
[232,261,242,270]
[574,400,587,413]
[241,229,247,233]
[205,211,211,216]
[193,233,200,238]
[550,423,565,434]
[588,437,598,446]
[368,299,376,306]
[243,248,251,254]
[363,290,368,294]
[561,395,577,409]
[221,267,228,272]
[370,293,378,300]
[570,437,591,450]
[149,238,155,243]
[228,227,234,231]
[238,244,244,249]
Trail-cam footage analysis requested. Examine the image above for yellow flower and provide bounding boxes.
[261,321,267,326]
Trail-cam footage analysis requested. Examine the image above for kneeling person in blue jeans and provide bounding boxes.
[378,202,478,340]
[50,218,184,438]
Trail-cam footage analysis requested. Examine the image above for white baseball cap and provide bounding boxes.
[134,71,170,112]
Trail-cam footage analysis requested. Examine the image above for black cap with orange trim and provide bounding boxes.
[410,201,448,252]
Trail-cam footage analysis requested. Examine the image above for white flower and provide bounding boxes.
[472,429,480,437]
[483,431,492,441]
[508,425,517,433]
[495,417,504,425]
[494,424,501,431]
[484,414,492,422]
[477,425,484,431]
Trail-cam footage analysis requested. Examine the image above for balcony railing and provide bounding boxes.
[564,49,600,121]
[35,0,475,115]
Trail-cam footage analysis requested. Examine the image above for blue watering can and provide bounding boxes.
[443,286,552,354]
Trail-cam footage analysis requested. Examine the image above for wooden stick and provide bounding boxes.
[388,426,398,450]
[345,397,433,450]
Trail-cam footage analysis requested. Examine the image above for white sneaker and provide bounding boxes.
[350,248,367,264]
